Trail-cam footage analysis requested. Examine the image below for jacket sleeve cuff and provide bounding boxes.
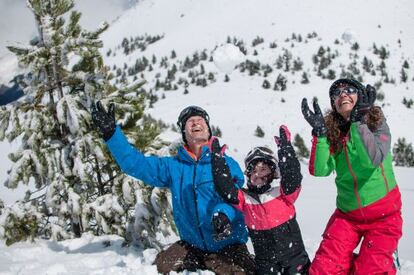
[213,203,237,222]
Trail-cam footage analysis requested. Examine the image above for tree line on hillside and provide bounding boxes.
[107,29,414,166]
[108,31,413,117]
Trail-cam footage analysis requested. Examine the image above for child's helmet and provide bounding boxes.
[244,146,280,180]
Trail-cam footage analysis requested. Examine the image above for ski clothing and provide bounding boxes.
[301,98,327,137]
[276,125,303,195]
[307,101,402,274]
[210,138,239,204]
[106,126,248,253]
[310,187,402,274]
[177,105,212,143]
[154,240,256,275]
[350,84,377,122]
[211,126,310,274]
[212,212,233,241]
[233,173,310,274]
[91,101,116,141]
[309,119,397,212]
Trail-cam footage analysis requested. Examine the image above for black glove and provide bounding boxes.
[301,98,327,137]
[350,84,377,122]
[212,212,232,242]
[91,101,116,141]
[210,138,239,204]
[274,125,302,195]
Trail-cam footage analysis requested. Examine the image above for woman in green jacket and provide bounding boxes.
[301,78,402,274]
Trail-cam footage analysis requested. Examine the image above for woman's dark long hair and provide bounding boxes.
[325,106,384,153]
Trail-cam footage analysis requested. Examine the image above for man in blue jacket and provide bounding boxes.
[91,103,254,274]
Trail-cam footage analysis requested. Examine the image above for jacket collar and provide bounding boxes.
[177,144,211,164]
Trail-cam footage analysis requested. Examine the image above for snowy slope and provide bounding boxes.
[1,0,414,273]
[0,168,413,274]
[101,0,414,57]
[100,0,414,146]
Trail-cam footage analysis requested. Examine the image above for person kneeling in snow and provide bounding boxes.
[210,125,311,274]
[91,103,255,274]
[301,78,402,274]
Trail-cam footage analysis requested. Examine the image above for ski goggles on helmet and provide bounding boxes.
[177,105,210,129]
[330,86,358,100]
[245,147,275,167]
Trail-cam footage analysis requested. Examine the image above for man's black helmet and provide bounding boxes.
[177,105,212,143]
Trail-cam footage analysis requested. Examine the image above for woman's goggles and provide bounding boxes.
[331,86,358,100]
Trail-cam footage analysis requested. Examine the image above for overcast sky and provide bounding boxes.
[0,0,137,57]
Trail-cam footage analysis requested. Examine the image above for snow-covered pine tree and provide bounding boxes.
[293,134,310,160]
[0,0,174,247]
[393,138,414,167]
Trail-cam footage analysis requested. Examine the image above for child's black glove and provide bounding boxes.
[301,98,327,137]
[210,138,239,204]
[274,125,303,195]
[350,84,377,122]
[212,212,232,242]
[91,101,116,141]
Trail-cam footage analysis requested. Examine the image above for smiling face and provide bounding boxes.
[333,86,358,120]
[249,161,273,187]
[184,115,210,145]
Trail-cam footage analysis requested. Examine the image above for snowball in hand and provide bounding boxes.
[213,43,245,74]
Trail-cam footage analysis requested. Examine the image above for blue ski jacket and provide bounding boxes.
[106,126,248,252]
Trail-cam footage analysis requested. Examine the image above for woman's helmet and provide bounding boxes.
[328,78,365,109]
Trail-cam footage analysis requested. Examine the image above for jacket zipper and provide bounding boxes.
[379,164,390,193]
[342,138,366,220]
[192,159,207,250]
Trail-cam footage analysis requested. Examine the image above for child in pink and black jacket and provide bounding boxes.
[210,125,310,275]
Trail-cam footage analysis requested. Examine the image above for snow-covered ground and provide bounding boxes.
[0,167,413,274]
[1,0,414,274]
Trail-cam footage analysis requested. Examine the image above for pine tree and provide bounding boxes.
[0,0,174,247]
[402,97,413,108]
[262,79,271,89]
[301,72,310,84]
[327,69,336,80]
[282,49,292,72]
[211,125,222,137]
[274,74,287,91]
[255,126,265,138]
[378,46,389,60]
[400,68,408,83]
[351,42,359,51]
[208,72,215,81]
[362,56,373,73]
[402,60,409,69]
[269,42,277,49]
[293,58,303,71]
[293,134,309,159]
[393,138,414,167]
